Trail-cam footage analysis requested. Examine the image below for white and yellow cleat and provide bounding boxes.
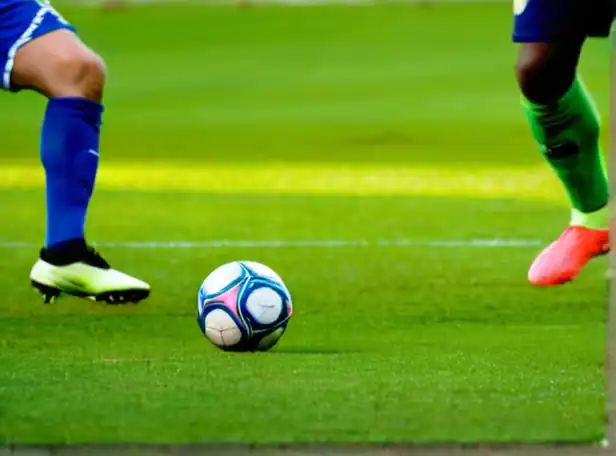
[30,241,150,304]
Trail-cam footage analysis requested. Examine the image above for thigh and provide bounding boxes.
[0,0,75,92]
[512,0,612,43]
[586,0,615,38]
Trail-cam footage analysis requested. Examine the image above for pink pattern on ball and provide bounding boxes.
[287,300,293,317]
[208,284,241,316]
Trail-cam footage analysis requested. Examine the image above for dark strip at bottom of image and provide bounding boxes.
[0,443,612,456]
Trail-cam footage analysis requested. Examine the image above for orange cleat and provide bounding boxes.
[528,226,610,286]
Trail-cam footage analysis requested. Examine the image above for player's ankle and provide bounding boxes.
[570,205,609,229]
[46,237,87,252]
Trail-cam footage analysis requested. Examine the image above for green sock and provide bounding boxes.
[521,76,609,229]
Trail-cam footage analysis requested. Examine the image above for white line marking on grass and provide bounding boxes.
[0,238,543,249]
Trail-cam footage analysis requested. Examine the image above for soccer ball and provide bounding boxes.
[196,261,293,352]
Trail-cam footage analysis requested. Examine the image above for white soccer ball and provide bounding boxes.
[196,261,292,352]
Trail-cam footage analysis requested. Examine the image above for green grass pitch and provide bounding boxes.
[0,2,610,444]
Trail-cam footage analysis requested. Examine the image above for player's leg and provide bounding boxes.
[517,42,609,225]
[517,43,610,286]
[513,0,611,286]
[1,4,150,303]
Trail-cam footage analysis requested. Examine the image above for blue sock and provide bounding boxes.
[40,97,103,249]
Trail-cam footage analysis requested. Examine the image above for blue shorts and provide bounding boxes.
[513,0,615,42]
[0,1,75,91]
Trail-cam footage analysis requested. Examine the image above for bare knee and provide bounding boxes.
[49,50,106,100]
[12,30,106,101]
[515,42,581,104]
